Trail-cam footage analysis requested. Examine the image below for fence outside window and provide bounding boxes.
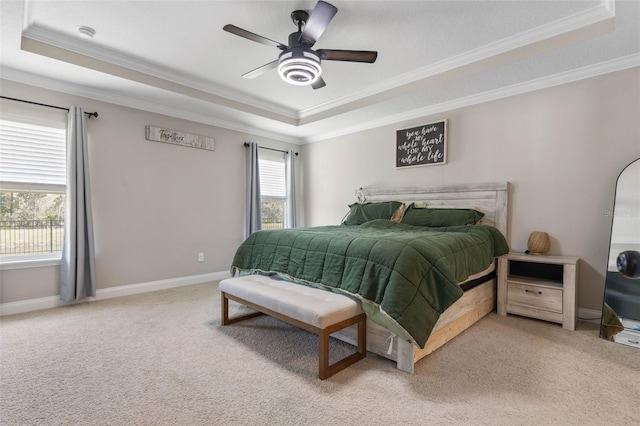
[261,200,284,230]
[261,218,284,230]
[0,219,64,256]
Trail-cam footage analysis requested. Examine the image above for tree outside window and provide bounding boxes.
[0,120,66,257]
[259,152,286,230]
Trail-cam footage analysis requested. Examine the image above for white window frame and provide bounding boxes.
[258,150,288,229]
[0,118,66,269]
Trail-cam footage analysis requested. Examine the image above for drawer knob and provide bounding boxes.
[525,289,542,295]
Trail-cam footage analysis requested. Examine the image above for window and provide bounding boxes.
[0,119,66,260]
[259,150,286,230]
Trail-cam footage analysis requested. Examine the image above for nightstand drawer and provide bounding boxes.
[507,282,562,313]
[614,330,640,349]
[498,253,579,330]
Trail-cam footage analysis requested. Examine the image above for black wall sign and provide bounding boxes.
[396,120,447,168]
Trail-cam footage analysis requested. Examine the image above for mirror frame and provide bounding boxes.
[600,157,640,341]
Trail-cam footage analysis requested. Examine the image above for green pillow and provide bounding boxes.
[401,205,484,227]
[343,201,403,225]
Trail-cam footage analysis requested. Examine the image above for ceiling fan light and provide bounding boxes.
[278,49,321,86]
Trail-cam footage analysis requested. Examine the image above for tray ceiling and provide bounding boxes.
[1,0,638,143]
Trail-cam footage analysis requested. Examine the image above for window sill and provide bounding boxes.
[0,254,62,271]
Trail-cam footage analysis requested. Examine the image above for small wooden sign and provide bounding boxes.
[396,120,447,168]
[145,126,214,151]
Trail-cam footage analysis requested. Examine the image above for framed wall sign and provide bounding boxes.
[145,125,215,151]
[396,120,447,168]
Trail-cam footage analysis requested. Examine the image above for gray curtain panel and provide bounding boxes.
[285,150,297,228]
[244,142,261,239]
[60,106,96,302]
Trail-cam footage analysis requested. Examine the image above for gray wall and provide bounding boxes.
[0,80,298,304]
[3,67,639,313]
[301,67,640,312]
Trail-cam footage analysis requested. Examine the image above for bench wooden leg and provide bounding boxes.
[319,313,367,380]
[221,291,264,325]
[221,291,366,380]
[319,329,331,380]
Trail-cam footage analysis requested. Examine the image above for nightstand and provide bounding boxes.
[497,253,579,330]
[615,319,640,349]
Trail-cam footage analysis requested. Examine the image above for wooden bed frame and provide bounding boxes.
[331,182,510,374]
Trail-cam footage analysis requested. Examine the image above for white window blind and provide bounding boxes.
[0,120,66,191]
[259,158,285,199]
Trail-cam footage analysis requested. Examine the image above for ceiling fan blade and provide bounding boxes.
[299,1,338,48]
[317,49,378,63]
[223,24,287,49]
[242,60,279,79]
[311,77,326,90]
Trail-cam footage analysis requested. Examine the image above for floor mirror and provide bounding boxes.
[600,158,640,348]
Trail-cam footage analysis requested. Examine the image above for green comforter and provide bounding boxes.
[231,220,509,348]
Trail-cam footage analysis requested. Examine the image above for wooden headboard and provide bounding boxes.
[356,182,510,243]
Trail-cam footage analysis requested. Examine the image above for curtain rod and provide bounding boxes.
[0,96,99,118]
[244,142,298,156]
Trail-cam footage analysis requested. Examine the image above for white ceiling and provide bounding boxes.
[1,0,638,144]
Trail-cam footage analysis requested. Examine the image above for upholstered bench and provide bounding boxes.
[220,275,366,379]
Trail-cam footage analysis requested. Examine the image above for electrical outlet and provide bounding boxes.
[198,252,204,262]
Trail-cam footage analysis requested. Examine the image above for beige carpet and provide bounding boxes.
[1,281,638,426]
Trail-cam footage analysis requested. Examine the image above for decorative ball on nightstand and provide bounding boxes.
[527,231,550,255]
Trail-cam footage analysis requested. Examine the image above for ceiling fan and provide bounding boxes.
[223,1,378,89]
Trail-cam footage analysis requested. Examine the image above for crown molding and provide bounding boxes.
[298,1,616,120]
[20,1,615,127]
[21,25,299,121]
[302,54,640,144]
[3,53,636,146]
[0,67,302,144]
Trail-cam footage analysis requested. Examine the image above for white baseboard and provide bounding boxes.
[578,307,602,324]
[2,278,605,325]
[0,271,230,316]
